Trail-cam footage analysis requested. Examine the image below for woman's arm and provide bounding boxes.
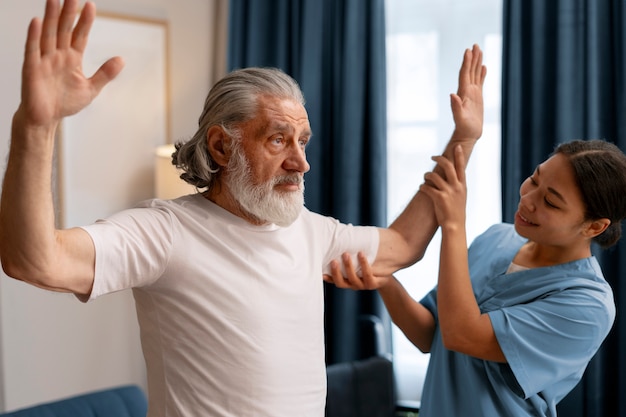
[325,252,435,353]
[421,147,505,362]
[327,148,505,362]
[378,276,435,353]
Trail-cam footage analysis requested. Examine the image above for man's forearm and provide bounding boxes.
[0,112,59,281]
[384,135,479,270]
[363,45,485,277]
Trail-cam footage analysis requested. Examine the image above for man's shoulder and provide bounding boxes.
[136,194,227,221]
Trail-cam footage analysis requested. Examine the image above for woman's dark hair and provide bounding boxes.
[554,139,626,248]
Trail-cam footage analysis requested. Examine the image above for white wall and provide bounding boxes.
[0,0,226,411]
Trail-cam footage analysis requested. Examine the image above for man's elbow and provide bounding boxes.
[376,246,425,277]
[1,255,58,289]
[1,255,28,281]
[396,248,426,272]
[1,260,27,285]
[412,248,427,264]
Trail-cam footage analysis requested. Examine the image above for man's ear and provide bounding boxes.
[583,218,611,239]
[206,125,230,167]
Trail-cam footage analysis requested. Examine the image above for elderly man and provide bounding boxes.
[0,0,486,416]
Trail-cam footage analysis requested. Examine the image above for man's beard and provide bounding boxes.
[225,142,304,227]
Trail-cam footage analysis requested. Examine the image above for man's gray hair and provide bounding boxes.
[172,67,305,191]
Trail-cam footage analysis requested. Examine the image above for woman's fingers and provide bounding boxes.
[453,145,467,183]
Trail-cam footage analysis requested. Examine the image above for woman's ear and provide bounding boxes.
[206,125,229,167]
[583,218,611,239]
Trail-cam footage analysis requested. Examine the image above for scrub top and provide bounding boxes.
[419,223,615,417]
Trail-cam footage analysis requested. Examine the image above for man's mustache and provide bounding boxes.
[273,174,304,187]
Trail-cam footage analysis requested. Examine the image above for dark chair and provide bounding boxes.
[326,355,395,417]
[325,315,396,417]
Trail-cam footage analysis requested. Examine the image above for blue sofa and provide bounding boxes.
[0,385,147,417]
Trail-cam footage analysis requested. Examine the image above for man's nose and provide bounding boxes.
[284,145,310,173]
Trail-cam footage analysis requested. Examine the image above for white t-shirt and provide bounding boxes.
[81,194,379,417]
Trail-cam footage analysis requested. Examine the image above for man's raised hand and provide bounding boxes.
[19,0,124,129]
[450,44,487,141]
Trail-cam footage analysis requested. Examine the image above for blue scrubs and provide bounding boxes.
[419,224,615,417]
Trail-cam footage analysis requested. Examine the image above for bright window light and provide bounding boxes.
[385,0,503,408]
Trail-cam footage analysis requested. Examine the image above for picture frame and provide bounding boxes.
[55,12,169,228]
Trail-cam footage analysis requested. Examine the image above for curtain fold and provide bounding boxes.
[228,0,388,365]
[502,0,626,415]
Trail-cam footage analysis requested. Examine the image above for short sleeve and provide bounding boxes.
[489,285,615,398]
[420,287,438,319]
[81,206,175,300]
[321,221,379,276]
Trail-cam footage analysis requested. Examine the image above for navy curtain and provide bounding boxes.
[228,0,388,365]
[502,1,626,415]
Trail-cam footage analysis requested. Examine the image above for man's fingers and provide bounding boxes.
[24,18,42,61]
[449,93,463,115]
[458,44,486,92]
[89,57,125,94]
[71,1,97,53]
[476,59,487,87]
[457,44,487,88]
[40,0,61,55]
[470,44,481,83]
[57,0,80,49]
[458,47,472,89]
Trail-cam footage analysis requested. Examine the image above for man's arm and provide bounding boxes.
[373,44,486,276]
[0,0,124,295]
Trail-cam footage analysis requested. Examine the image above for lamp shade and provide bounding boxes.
[154,144,196,199]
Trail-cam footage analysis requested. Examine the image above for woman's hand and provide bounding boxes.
[420,145,468,229]
[323,252,393,291]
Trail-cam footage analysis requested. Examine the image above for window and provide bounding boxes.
[385,0,503,408]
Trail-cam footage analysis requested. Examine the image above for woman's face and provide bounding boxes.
[514,153,590,250]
